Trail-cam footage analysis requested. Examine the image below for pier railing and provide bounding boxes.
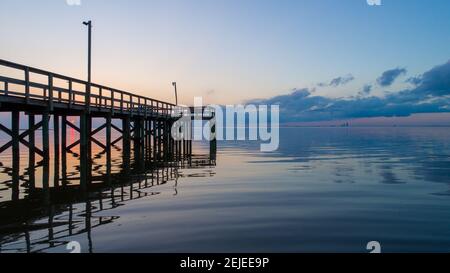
[0,59,176,117]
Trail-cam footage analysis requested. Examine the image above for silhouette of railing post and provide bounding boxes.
[132,118,137,164]
[188,122,193,164]
[152,120,157,162]
[87,115,93,183]
[169,121,175,161]
[133,118,142,169]
[28,114,36,190]
[145,119,151,163]
[53,115,60,187]
[80,113,88,190]
[164,120,167,162]
[158,120,163,162]
[61,116,67,186]
[42,111,50,204]
[11,111,20,201]
[106,114,112,183]
[183,137,187,160]
[139,118,145,169]
[177,135,182,166]
[122,117,131,173]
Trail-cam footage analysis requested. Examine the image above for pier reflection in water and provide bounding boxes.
[0,129,216,253]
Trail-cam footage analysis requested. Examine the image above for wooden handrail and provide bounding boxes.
[0,59,176,116]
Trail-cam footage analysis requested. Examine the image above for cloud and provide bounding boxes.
[377,67,407,87]
[360,84,372,95]
[408,60,450,96]
[330,74,355,87]
[248,60,450,123]
[318,74,355,87]
[406,76,422,86]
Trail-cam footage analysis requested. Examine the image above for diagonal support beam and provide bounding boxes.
[66,120,81,151]
[66,119,115,152]
[67,134,107,151]
[91,137,106,150]
[20,139,44,157]
[66,120,81,133]
[0,142,11,154]
[23,121,44,138]
[91,123,106,136]
[66,140,80,151]
[111,123,123,133]
[0,122,44,156]
[0,123,12,136]
[111,136,123,146]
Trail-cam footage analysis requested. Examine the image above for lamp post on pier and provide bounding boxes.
[81,20,93,186]
[172,82,178,106]
[83,20,92,84]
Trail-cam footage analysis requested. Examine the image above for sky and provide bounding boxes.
[1,0,450,123]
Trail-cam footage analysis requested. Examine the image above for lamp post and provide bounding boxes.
[172,82,178,106]
[80,20,92,186]
[83,20,92,83]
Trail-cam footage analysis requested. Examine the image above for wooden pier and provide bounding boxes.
[0,59,216,194]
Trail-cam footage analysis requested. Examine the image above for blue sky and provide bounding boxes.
[1,0,450,122]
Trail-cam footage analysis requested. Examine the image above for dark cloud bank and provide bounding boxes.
[249,60,450,123]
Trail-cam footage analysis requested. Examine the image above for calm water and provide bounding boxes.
[1,127,450,253]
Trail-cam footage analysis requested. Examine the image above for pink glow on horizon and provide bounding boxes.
[284,113,450,127]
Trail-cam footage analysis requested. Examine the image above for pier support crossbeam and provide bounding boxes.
[0,121,44,157]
